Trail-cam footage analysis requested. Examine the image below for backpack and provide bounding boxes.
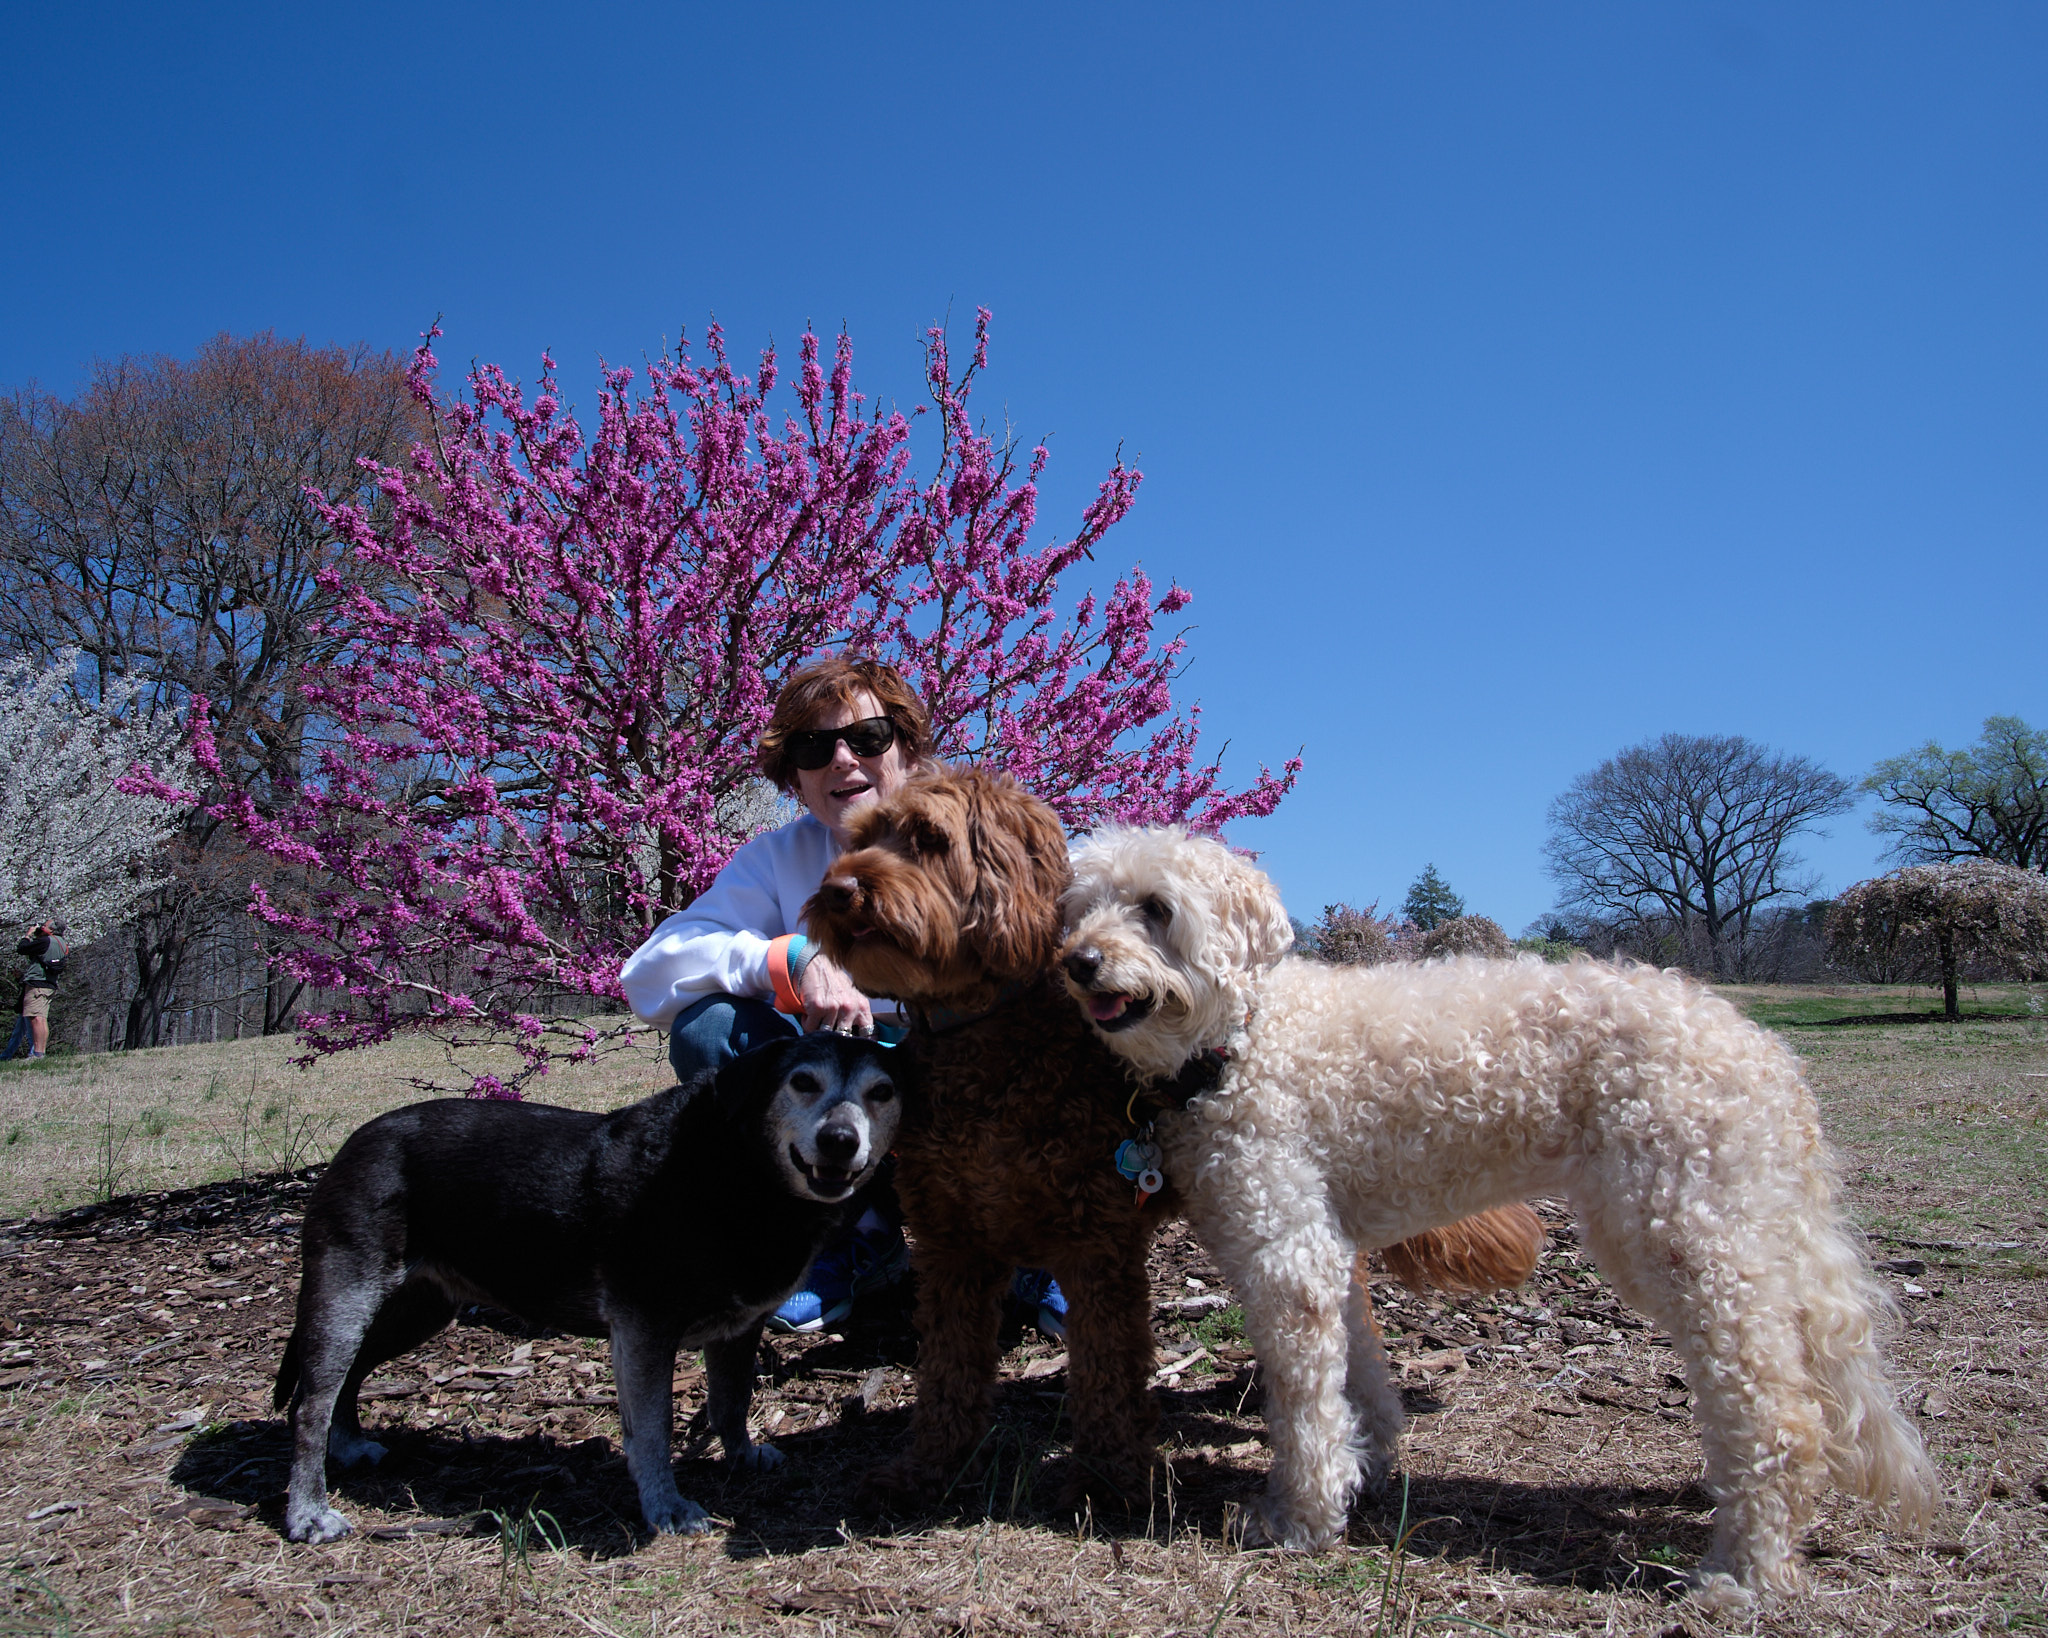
[40,939,66,980]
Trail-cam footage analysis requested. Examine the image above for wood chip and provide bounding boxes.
[155,1498,252,1528]
[365,1514,488,1540]
[751,1583,902,1616]
[1399,1347,1468,1377]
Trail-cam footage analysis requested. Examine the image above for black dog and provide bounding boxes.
[275,1034,903,1543]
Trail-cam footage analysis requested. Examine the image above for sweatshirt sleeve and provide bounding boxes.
[618,824,814,1028]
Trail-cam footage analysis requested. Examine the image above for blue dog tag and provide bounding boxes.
[1114,1139,1162,1181]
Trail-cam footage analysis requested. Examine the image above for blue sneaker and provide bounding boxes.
[1010,1267,1067,1341]
[768,1221,909,1334]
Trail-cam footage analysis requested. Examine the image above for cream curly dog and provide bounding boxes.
[1058,826,1935,1603]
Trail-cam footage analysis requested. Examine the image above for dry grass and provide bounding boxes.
[0,996,2045,1635]
[0,1029,675,1220]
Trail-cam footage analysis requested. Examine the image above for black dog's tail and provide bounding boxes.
[273,1327,302,1411]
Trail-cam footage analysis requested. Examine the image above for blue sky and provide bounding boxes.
[6,3,2043,931]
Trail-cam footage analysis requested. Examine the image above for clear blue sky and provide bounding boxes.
[6,3,2043,931]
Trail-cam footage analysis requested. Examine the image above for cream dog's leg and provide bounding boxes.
[1341,1262,1403,1490]
[1196,1173,1362,1550]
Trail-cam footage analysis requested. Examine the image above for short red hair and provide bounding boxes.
[757,656,932,792]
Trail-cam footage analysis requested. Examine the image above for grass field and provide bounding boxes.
[1716,979,2045,1029]
[0,985,2043,1636]
[0,1028,676,1221]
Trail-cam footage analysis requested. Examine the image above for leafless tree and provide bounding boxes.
[1862,715,2048,873]
[1543,732,1853,980]
[0,332,427,1044]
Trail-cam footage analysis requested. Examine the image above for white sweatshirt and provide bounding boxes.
[619,813,848,1029]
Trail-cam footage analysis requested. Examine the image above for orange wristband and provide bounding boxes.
[767,935,808,1014]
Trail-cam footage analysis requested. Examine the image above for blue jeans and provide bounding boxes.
[667,993,798,1084]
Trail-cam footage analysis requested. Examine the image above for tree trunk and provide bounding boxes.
[263,972,304,1035]
[1939,930,1960,1020]
[125,922,187,1048]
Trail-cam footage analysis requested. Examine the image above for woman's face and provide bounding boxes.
[794,690,911,845]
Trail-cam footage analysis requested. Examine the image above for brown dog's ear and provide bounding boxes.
[960,770,1065,977]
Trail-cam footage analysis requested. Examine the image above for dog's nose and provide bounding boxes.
[1063,946,1102,986]
[817,873,859,907]
[815,1124,861,1166]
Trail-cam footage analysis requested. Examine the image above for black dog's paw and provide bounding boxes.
[643,1494,714,1535]
[729,1441,785,1473]
[286,1502,352,1544]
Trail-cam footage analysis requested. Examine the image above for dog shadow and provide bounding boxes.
[171,1408,916,1560]
[1342,1470,1719,1595]
[170,1406,1713,1591]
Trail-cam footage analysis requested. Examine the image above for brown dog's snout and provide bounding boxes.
[1062,945,1102,986]
[814,873,860,910]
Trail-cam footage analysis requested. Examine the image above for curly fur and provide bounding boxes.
[804,768,1548,1508]
[1060,825,1937,1604]
[805,767,1170,1505]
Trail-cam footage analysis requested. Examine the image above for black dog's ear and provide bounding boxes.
[855,1034,919,1102]
[704,1035,797,1124]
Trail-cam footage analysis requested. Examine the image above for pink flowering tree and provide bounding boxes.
[177,311,1296,1094]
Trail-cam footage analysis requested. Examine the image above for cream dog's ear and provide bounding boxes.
[1217,849,1293,972]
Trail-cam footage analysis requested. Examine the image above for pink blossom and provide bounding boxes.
[193,314,1297,1096]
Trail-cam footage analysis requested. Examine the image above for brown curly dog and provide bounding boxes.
[805,766,1546,1507]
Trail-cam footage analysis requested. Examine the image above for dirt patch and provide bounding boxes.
[3,1160,2044,1636]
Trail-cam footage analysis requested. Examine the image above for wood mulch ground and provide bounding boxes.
[1,1175,2043,1636]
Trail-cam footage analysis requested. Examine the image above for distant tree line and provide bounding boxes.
[0,332,427,1049]
[1306,718,2048,991]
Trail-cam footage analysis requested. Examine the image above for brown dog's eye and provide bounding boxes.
[910,818,950,856]
[1139,896,1172,926]
[789,1071,822,1097]
[867,1081,896,1104]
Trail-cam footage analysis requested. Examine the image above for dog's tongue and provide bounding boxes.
[1089,993,1130,1022]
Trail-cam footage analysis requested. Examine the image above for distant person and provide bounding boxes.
[11,918,68,1061]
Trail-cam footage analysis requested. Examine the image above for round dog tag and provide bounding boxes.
[1137,1167,1164,1195]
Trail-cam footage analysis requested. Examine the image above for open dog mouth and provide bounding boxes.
[790,1145,860,1197]
[1084,990,1155,1032]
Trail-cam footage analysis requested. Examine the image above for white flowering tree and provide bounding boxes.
[0,652,193,941]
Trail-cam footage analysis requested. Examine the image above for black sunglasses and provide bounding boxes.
[786,715,899,771]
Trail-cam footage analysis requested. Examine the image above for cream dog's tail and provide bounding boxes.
[1797,1174,1940,1530]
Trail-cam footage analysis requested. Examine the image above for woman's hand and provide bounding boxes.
[799,951,874,1036]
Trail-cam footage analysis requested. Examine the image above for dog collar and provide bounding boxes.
[1165,1047,1232,1107]
[908,979,1031,1037]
